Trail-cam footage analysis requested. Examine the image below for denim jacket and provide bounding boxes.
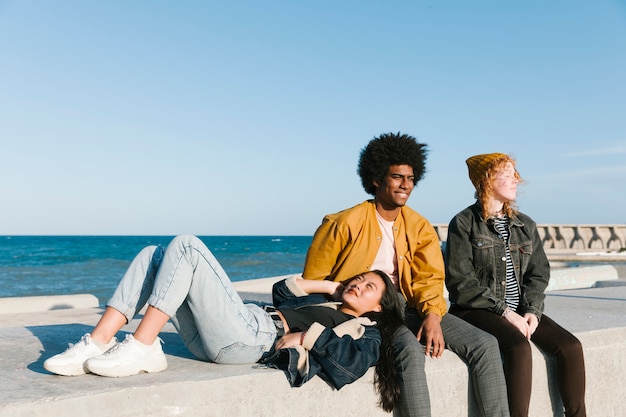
[262,276,381,390]
[444,202,550,320]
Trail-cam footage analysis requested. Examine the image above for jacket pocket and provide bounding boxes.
[470,236,496,287]
[518,241,533,273]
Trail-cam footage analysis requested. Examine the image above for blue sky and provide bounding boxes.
[1,1,625,235]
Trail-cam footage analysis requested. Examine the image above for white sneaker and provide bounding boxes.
[85,334,167,377]
[44,333,118,376]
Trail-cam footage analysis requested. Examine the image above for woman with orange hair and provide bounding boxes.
[445,153,586,417]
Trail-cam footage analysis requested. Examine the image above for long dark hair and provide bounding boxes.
[358,270,405,412]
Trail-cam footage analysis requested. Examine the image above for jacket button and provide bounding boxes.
[501,256,506,261]
[477,242,483,247]
[501,281,506,285]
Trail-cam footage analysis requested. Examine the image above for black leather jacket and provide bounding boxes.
[444,202,550,320]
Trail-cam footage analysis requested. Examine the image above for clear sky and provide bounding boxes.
[1,1,625,236]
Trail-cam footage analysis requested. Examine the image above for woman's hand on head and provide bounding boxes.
[329,282,345,301]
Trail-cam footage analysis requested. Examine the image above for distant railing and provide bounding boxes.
[433,224,626,252]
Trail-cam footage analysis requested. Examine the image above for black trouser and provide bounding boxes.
[450,307,586,417]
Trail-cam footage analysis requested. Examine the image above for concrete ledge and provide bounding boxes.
[1,325,624,417]
[547,265,618,291]
[0,294,99,314]
[1,278,625,416]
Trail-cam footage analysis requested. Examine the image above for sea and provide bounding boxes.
[0,235,312,306]
[2,235,623,308]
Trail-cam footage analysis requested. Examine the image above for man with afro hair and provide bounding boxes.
[302,132,509,416]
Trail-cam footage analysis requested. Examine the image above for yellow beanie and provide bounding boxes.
[466,153,508,188]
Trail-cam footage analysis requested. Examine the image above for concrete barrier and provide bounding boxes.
[1,323,624,417]
[433,224,626,253]
[548,265,618,291]
[0,269,625,417]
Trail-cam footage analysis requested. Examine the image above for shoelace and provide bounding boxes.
[103,336,131,355]
[102,335,164,355]
[66,334,91,351]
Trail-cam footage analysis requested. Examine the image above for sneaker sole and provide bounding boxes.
[43,361,88,377]
[86,357,168,378]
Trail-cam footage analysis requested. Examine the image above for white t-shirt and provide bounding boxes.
[371,211,400,289]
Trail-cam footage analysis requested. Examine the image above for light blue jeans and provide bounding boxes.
[107,234,277,363]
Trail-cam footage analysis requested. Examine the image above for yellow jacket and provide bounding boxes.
[303,200,447,318]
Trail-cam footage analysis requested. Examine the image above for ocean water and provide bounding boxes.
[0,235,312,306]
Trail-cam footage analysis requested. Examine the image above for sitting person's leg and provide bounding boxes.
[395,307,430,417]
[531,314,586,417]
[441,313,510,417]
[453,307,531,417]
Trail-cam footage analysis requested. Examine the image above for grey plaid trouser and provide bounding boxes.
[392,308,509,417]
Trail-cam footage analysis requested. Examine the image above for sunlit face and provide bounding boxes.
[374,164,415,211]
[491,161,518,203]
[340,272,385,316]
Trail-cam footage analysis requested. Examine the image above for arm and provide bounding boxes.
[305,322,381,389]
[263,321,381,389]
[518,220,549,320]
[445,214,509,316]
[403,220,446,357]
[406,221,448,318]
[292,279,344,300]
[271,276,335,308]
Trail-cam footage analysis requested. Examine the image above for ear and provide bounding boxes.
[373,180,380,188]
[373,304,382,313]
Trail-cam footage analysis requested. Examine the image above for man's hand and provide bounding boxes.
[417,313,444,358]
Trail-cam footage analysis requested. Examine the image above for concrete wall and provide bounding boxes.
[433,224,626,252]
[2,327,624,417]
[1,266,624,417]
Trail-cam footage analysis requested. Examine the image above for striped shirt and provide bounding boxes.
[493,217,519,310]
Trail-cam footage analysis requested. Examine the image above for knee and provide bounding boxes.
[138,244,159,255]
[558,335,584,361]
[392,326,424,367]
[465,331,502,363]
[506,338,532,361]
[171,234,201,247]
[136,245,162,263]
[168,235,208,256]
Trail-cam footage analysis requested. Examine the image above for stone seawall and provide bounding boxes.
[433,224,626,253]
[0,265,624,417]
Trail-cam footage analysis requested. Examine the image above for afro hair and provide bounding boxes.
[358,132,428,196]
